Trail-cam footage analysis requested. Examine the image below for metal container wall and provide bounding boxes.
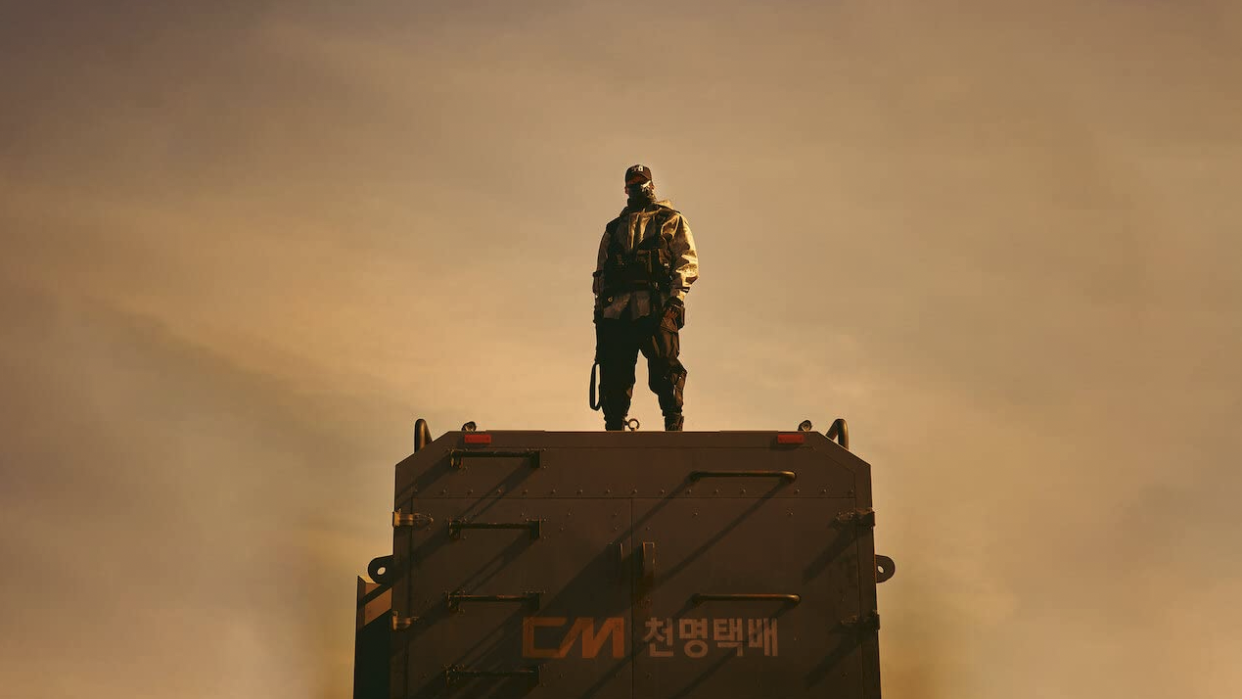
[358,430,885,699]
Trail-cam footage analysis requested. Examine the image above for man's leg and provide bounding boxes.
[596,318,641,430]
[640,313,687,431]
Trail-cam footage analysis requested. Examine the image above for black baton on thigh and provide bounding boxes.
[589,360,601,411]
[590,311,603,411]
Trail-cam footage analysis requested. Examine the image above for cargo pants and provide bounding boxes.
[595,303,687,431]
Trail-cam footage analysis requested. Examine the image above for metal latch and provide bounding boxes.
[835,508,876,528]
[639,542,656,588]
[393,510,435,528]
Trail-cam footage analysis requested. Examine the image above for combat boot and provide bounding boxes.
[664,414,684,432]
[605,419,626,431]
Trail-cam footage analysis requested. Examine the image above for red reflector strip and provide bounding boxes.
[463,433,492,445]
[776,433,806,445]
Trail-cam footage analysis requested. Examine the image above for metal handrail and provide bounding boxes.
[693,593,801,605]
[826,418,849,450]
[689,470,797,482]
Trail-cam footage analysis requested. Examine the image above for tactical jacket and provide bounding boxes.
[593,199,699,320]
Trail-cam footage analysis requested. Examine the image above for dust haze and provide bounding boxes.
[2,1,1240,697]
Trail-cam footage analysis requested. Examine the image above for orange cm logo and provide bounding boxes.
[522,617,626,659]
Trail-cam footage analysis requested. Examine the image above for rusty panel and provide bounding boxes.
[395,497,632,699]
[629,497,868,698]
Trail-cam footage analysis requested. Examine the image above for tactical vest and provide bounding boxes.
[597,206,677,298]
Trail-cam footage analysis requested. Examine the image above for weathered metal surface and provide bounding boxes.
[392,497,633,699]
[366,429,886,699]
[629,497,869,698]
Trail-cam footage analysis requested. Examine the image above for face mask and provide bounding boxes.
[626,181,656,204]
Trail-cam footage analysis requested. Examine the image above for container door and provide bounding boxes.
[393,497,633,699]
[630,496,870,699]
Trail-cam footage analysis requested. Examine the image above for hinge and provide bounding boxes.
[391,614,419,631]
[839,610,881,633]
[835,508,876,528]
[393,510,435,528]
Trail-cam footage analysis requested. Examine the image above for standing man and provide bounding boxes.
[593,165,699,431]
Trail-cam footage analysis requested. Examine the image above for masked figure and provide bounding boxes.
[593,165,699,431]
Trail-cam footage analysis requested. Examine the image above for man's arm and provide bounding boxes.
[593,225,610,299]
[667,214,698,302]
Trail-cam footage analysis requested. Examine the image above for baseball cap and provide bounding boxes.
[625,164,653,185]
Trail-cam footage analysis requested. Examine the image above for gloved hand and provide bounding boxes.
[660,296,685,332]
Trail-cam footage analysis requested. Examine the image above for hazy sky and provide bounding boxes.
[2,1,1241,697]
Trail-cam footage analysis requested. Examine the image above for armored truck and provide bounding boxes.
[354,419,894,699]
